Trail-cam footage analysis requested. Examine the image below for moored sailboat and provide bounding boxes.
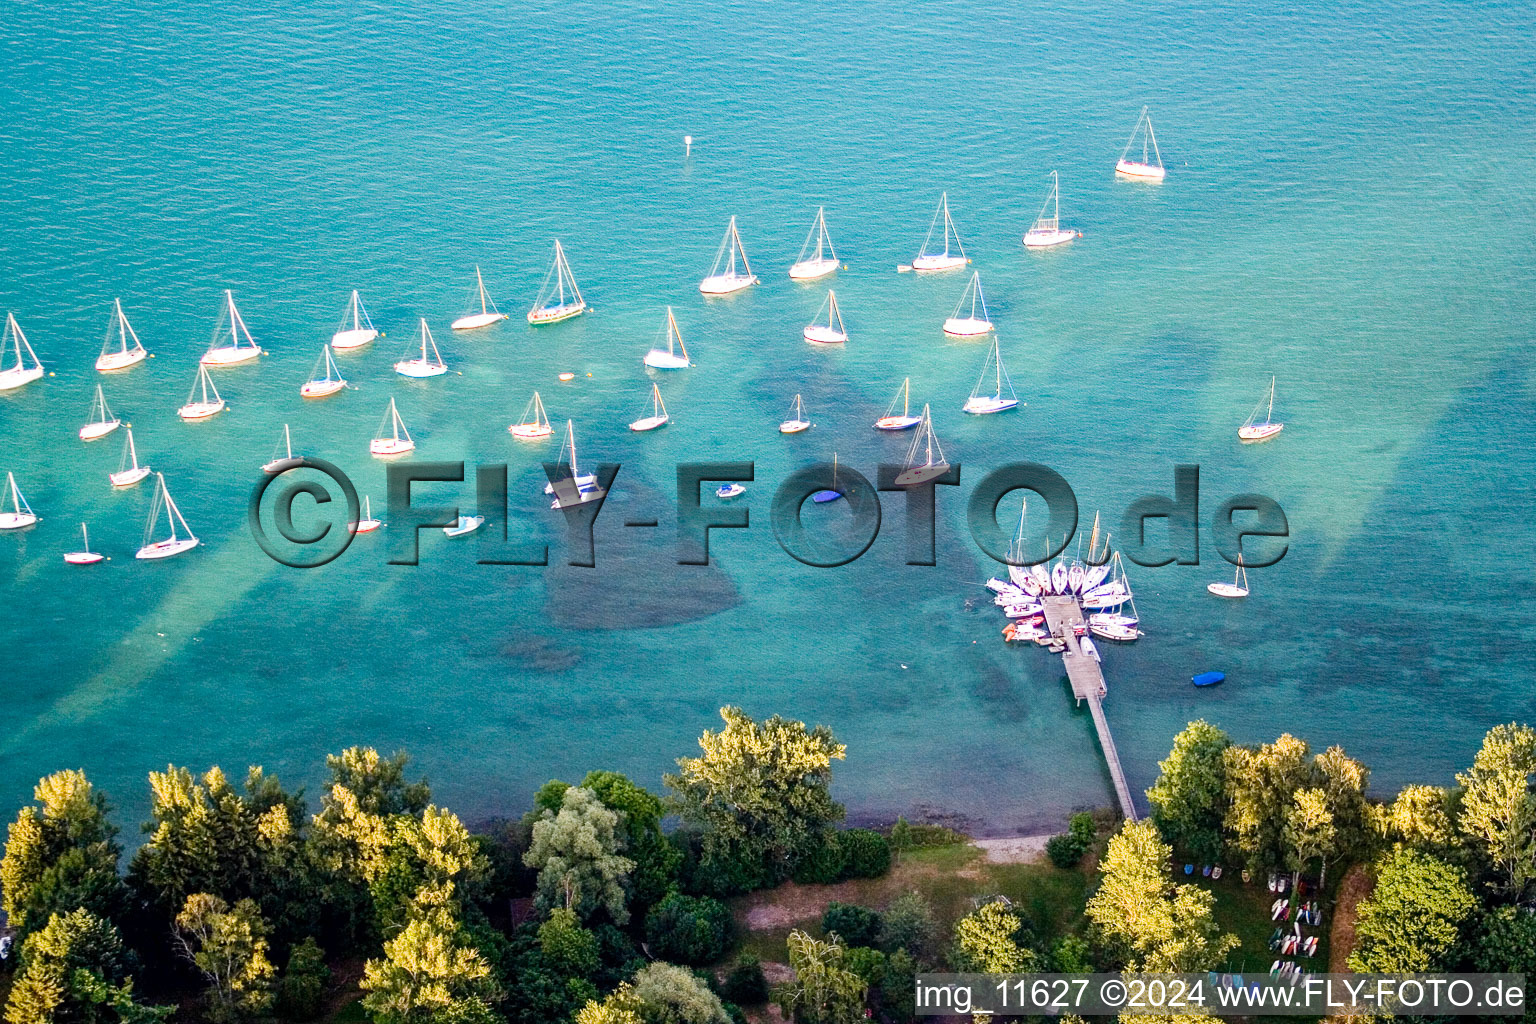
[789,207,840,280]
[301,345,349,397]
[643,308,691,369]
[874,378,923,431]
[942,271,994,337]
[349,495,382,534]
[546,420,605,509]
[0,472,37,530]
[64,523,104,565]
[910,193,968,273]
[135,473,198,559]
[509,391,553,439]
[263,424,296,474]
[110,428,151,487]
[963,335,1021,414]
[1023,171,1080,248]
[1207,557,1251,598]
[200,290,262,365]
[803,291,848,345]
[1238,377,1284,442]
[629,383,670,432]
[894,405,950,487]
[395,319,448,378]
[451,266,508,330]
[699,216,759,295]
[779,394,812,434]
[370,397,415,456]
[96,299,148,371]
[527,240,587,324]
[1115,106,1166,180]
[331,289,380,349]
[178,364,226,421]
[0,314,44,392]
[79,384,121,441]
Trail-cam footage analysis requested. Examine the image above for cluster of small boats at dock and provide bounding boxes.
[985,512,1144,647]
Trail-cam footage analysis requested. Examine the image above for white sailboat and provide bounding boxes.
[331,289,380,350]
[910,193,968,273]
[942,271,994,337]
[779,393,812,434]
[963,335,1021,414]
[0,313,44,392]
[451,266,508,330]
[301,345,348,397]
[1023,171,1080,248]
[136,473,198,559]
[349,495,382,534]
[1115,106,1166,180]
[1238,377,1284,442]
[178,363,226,420]
[527,240,587,325]
[0,472,37,530]
[546,421,605,509]
[874,378,923,431]
[895,405,950,487]
[370,397,415,456]
[699,216,759,295]
[110,428,150,487]
[200,290,262,365]
[1208,557,1251,598]
[64,523,104,565]
[444,514,485,537]
[395,319,448,378]
[96,299,148,371]
[509,391,554,439]
[803,290,848,345]
[643,307,692,369]
[629,383,670,432]
[79,384,121,441]
[263,424,296,474]
[789,207,840,280]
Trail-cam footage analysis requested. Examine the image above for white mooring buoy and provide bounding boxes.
[684,134,693,156]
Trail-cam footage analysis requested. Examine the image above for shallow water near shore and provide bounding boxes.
[1,0,1534,834]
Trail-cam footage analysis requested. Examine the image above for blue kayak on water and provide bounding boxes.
[1193,671,1226,687]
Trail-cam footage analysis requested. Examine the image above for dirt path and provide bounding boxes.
[1329,863,1373,972]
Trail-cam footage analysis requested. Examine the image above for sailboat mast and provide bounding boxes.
[477,267,488,315]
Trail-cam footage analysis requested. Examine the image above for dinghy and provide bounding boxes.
[509,391,554,439]
[812,453,844,503]
[370,397,415,456]
[64,523,104,565]
[1193,671,1225,687]
[716,483,746,499]
[789,207,840,280]
[1208,558,1251,598]
[0,472,37,530]
[443,515,485,537]
[963,335,1021,414]
[527,240,587,324]
[779,394,812,434]
[79,384,121,441]
[301,345,348,397]
[547,421,606,509]
[96,299,148,371]
[643,307,692,368]
[0,313,44,392]
[1023,171,1080,248]
[803,290,848,345]
[178,364,226,420]
[349,495,383,534]
[200,290,262,365]
[699,216,759,295]
[1116,106,1166,180]
[874,378,923,430]
[395,319,448,377]
[331,289,380,349]
[942,271,994,337]
[452,266,508,329]
[910,193,968,273]
[263,424,296,473]
[629,383,670,432]
[1238,377,1284,442]
[136,473,198,559]
[894,405,950,487]
[110,428,151,487]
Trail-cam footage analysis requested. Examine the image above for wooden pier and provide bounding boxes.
[1041,595,1139,821]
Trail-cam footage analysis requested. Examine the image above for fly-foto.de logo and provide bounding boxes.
[248,459,1288,571]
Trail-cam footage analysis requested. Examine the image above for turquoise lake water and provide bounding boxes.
[2,0,1534,834]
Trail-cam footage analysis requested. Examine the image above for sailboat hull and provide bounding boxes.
[1238,423,1283,443]
[395,360,447,378]
[943,317,994,337]
[779,420,811,434]
[803,325,847,345]
[301,379,347,398]
[451,312,506,330]
[910,255,966,273]
[629,415,669,432]
[370,439,415,457]
[963,397,1019,415]
[349,519,382,534]
[330,328,379,350]
[1207,583,1249,598]
[509,423,554,439]
[874,415,922,431]
[64,551,105,565]
[527,302,586,325]
[79,420,121,441]
[178,401,226,421]
[1115,160,1166,180]
[136,537,199,560]
[895,462,951,487]
[443,516,485,537]
[0,366,44,391]
[789,258,839,281]
[0,512,38,530]
[110,466,152,488]
[96,349,147,371]
[1024,228,1078,248]
[699,274,758,295]
[643,350,690,369]
[200,346,260,366]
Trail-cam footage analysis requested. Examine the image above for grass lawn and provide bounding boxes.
[1187,872,1330,976]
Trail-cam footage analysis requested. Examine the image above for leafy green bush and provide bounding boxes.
[1046,833,1087,868]
[822,902,882,948]
[275,937,329,1021]
[843,946,887,986]
[878,892,937,958]
[719,955,769,1005]
[889,818,968,852]
[644,893,734,966]
[838,829,891,879]
[791,833,846,885]
[1069,812,1097,846]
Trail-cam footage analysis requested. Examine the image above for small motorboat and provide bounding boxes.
[558,372,576,382]
[1193,671,1225,687]
[443,515,484,537]
[716,483,746,499]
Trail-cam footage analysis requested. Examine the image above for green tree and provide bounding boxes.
[644,893,733,966]
[880,948,916,1023]
[1223,734,1318,875]
[665,707,846,894]
[1146,721,1231,864]
[576,987,645,1024]
[581,771,682,910]
[1283,788,1337,891]
[523,787,634,923]
[1,771,127,936]
[1313,746,1374,863]
[628,963,730,1024]
[1468,904,1536,979]
[777,931,866,1024]
[1383,784,1459,856]
[276,938,331,1021]
[878,892,937,959]
[951,901,1034,973]
[3,909,170,1024]
[821,903,881,950]
[312,748,431,885]
[537,908,599,978]
[360,912,495,1024]
[1456,723,1536,899]
[1348,846,1476,972]
[174,893,277,1022]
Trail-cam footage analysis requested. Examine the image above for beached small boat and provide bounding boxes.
[136,473,198,559]
[527,240,587,325]
[547,421,606,509]
[716,483,746,499]
[1116,106,1166,180]
[963,335,1020,414]
[79,384,121,441]
[452,266,508,330]
[643,307,692,368]
[263,424,296,474]
[699,216,759,295]
[331,289,380,349]
[396,319,448,378]
[301,345,348,398]
[875,377,923,431]
[0,314,44,392]
[200,290,262,365]
[629,383,670,432]
[443,515,485,537]
[789,207,840,280]
[1208,559,1251,598]
[1193,671,1225,687]
[64,523,104,565]
[349,495,383,534]
[780,394,812,434]
[1023,171,1080,248]
[1239,377,1284,442]
[943,271,994,337]
[0,472,37,530]
[510,391,554,439]
[909,193,968,273]
[370,397,415,457]
[110,428,151,488]
[894,405,950,487]
[96,299,148,371]
[803,290,848,345]
[178,364,226,421]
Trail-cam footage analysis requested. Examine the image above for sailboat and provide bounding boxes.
[200,290,262,365]
[895,405,950,487]
[263,424,296,473]
[0,313,44,392]
[874,378,923,431]
[527,240,587,324]
[699,216,759,295]
[643,307,691,369]
[803,291,848,345]
[1208,557,1251,598]
[1023,171,1080,248]
[1238,377,1284,442]
[909,193,968,273]
[96,299,148,371]
[547,421,605,509]
[370,397,415,456]
[789,207,840,281]
[451,266,508,330]
[64,523,105,565]
[1115,106,1166,180]
[178,364,226,420]
[301,345,348,397]
[331,289,380,350]
[395,319,448,377]
[0,472,37,530]
[629,383,670,431]
[110,428,151,487]
[509,391,554,439]
[779,394,812,434]
[136,473,198,559]
[812,453,843,503]
[942,271,994,337]
[963,335,1021,414]
[79,384,121,441]
[349,495,382,534]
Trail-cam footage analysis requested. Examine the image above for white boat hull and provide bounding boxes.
[200,346,260,366]
[716,484,746,499]
[0,366,44,391]
[779,419,811,434]
[1024,228,1078,248]
[699,274,758,295]
[1207,582,1249,598]
[136,537,199,560]
[895,462,951,487]
[79,420,121,441]
[1239,423,1284,443]
[789,258,839,281]
[263,457,297,474]
[963,397,1019,415]
[528,302,586,325]
[64,551,104,565]
[350,518,382,534]
[1115,159,1166,180]
[178,401,226,421]
[444,515,485,537]
[943,317,994,337]
[96,349,147,371]
[803,325,847,345]
[396,360,447,378]
[0,512,38,530]
[110,466,151,487]
[301,379,347,398]
[370,438,415,457]
[874,415,922,431]
[330,328,379,350]
[451,312,507,330]
[509,423,554,440]
[644,350,690,369]
[910,254,966,273]
[630,414,669,432]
